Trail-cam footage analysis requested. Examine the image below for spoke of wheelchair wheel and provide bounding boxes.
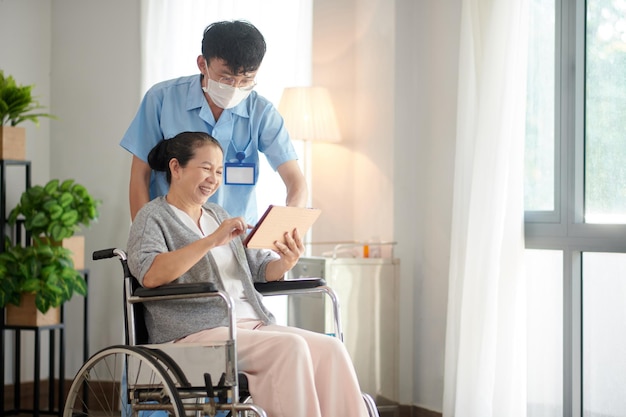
[133,356,142,386]
[77,356,117,413]
[136,360,160,398]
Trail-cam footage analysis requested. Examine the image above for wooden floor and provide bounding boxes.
[5,405,439,417]
[5,384,441,417]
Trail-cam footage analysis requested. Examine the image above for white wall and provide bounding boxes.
[312,0,461,412]
[1,0,140,378]
[1,0,462,413]
[49,0,141,372]
[394,2,461,411]
[0,0,53,385]
[0,0,52,198]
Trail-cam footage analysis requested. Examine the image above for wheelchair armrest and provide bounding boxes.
[134,282,218,297]
[254,278,326,294]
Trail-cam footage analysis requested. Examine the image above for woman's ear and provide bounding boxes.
[169,158,181,179]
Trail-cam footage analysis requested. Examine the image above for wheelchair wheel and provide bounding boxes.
[63,345,186,417]
[363,393,380,417]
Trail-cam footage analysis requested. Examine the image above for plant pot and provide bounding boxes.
[0,126,26,160]
[5,293,60,326]
[40,235,85,270]
[60,235,85,270]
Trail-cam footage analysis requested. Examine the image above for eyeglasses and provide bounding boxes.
[207,65,257,92]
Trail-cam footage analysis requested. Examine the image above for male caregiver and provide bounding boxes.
[120,20,307,223]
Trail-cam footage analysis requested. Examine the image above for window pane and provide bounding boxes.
[526,249,563,417]
[584,1,626,224]
[582,252,626,416]
[525,0,556,211]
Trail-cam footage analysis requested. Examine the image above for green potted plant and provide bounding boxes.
[8,178,101,270]
[1,178,99,325]
[0,69,56,160]
[0,239,87,325]
[8,178,101,241]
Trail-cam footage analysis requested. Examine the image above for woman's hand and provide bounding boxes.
[142,217,250,288]
[208,217,250,247]
[266,228,305,281]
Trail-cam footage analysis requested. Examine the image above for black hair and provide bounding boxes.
[201,20,266,74]
[148,131,223,184]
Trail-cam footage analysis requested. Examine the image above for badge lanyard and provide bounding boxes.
[224,139,256,185]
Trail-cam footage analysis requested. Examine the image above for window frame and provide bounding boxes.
[525,0,626,416]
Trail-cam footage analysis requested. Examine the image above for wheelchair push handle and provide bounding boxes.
[93,248,128,261]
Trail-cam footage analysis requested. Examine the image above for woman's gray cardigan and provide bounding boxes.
[127,196,277,343]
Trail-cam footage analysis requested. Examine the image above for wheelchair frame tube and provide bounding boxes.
[260,285,344,342]
[96,249,252,413]
[126,291,240,402]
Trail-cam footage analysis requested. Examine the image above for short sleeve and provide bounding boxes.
[119,87,166,162]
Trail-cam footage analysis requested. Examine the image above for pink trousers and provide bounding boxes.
[177,320,369,417]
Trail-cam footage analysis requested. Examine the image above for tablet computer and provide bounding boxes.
[243,205,322,250]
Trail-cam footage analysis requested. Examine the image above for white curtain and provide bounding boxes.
[140,0,312,101]
[443,0,529,416]
[139,0,312,217]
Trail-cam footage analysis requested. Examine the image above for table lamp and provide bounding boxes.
[278,86,342,206]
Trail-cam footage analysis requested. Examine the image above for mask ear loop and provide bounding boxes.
[202,61,212,93]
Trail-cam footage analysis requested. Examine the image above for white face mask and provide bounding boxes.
[202,77,252,109]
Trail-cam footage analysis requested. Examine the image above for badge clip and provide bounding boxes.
[224,152,256,185]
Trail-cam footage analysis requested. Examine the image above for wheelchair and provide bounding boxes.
[63,248,380,417]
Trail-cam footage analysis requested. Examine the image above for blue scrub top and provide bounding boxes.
[120,74,298,224]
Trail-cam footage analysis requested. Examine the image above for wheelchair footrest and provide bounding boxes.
[204,373,214,397]
[239,373,249,397]
[205,372,250,402]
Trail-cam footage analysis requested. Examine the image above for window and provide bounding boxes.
[526,249,563,416]
[525,1,626,416]
[525,0,556,213]
[584,0,626,224]
[582,252,626,416]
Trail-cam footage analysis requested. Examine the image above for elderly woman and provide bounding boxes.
[127,131,368,417]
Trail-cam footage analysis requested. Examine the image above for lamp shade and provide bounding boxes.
[278,86,342,142]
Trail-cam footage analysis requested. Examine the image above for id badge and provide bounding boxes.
[224,162,257,185]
